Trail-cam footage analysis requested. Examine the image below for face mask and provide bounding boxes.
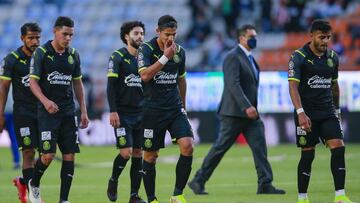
[247,37,257,49]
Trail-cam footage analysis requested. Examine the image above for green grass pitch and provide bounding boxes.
[0,144,359,203]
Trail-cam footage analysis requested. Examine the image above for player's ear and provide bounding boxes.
[156,26,160,35]
[125,34,129,42]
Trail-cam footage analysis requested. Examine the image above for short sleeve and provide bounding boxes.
[0,55,15,81]
[72,51,82,80]
[107,52,122,78]
[331,50,339,81]
[29,47,45,80]
[288,51,304,82]
[137,42,153,73]
[178,47,186,78]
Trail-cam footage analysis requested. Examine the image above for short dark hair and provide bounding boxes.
[237,24,256,38]
[310,19,332,33]
[21,22,41,36]
[120,21,145,44]
[54,16,74,28]
[158,15,177,30]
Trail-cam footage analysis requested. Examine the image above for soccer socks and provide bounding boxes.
[22,168,34,185]
[331,146,346,191]
[111,154,129,181]
[143,160,156,202]
[174,155,193,196]
[60,160,74,201]
[297,149,315,193]
[130,157,142,195]
[32,159,49,187]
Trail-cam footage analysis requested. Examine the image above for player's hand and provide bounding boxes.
[0,114,5,133]
[245,106,258,120]
[79,112,89,129]
[109,112,120,128]
[163,40,176,59]
[43,99,59,114]
[298,112,312,132]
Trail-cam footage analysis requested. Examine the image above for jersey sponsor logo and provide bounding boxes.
[153,71,177,84]
[296,127,307,135]
[288,61,294,69]
[138,52,144,61]
[0,60,5,75]
[108,60,114,73]
[138,59,145,68]
[116,127,126,137]
[118,136,127,146]
[288,69,295,77]
[41,131,52,141]
[299,136,307,145]
[307,75,331,88]
[124,74,142,87]
[47,71,72,85]
[21,74,30,87]
[144,129,153,138]
[20,127,30,137]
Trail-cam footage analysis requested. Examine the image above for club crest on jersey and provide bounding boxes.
[327,58,334,68]
[118,136,127,146]
[173,54,180,63]
[68,55,74,64]
[144,139,152,148]
[299,136,307,146]
[43,141,51,150]
[23,137,31,146]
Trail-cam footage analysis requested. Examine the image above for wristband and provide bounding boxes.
[296,108,304,115]
[158,55,169,65]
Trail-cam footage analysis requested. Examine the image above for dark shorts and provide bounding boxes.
[13,115,39,150]
[113,112,143,149]
[142,108,193,151]
[294,115,343,148]
[38,115,80,154]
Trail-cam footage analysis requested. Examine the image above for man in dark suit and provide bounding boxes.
[188,24,285,195]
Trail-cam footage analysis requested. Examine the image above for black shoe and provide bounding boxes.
[129,194,146,203]
[107,178,118,202]
[257,185,286,194]
[188,179,208,195]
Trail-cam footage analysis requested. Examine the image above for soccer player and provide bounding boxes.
[28,16,89,203]
[106,21,146,203]
[0,22,41,203]
[288,19,355,203]
[137,15,193,203]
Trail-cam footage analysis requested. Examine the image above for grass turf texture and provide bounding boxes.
[0,144,359,203]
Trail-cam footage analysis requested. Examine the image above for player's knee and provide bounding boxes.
[41,154,55,165]
[301,149,315,163]
[120,148,132,160]
[180,142,194,156]
[144,152,158,163]
[132,148,143,158]
[327,139,344,149]
[22,149,35,160]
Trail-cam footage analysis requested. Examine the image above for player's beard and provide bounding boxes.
[315,40,327,53]
[130,39,142,49]
[25,44,38,53]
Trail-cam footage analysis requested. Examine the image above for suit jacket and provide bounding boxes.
[217,46,260,118]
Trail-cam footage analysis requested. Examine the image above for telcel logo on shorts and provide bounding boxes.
[144,129,153,138]
[41,131,52,141]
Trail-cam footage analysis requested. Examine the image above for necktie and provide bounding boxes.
[248,54,258,80]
